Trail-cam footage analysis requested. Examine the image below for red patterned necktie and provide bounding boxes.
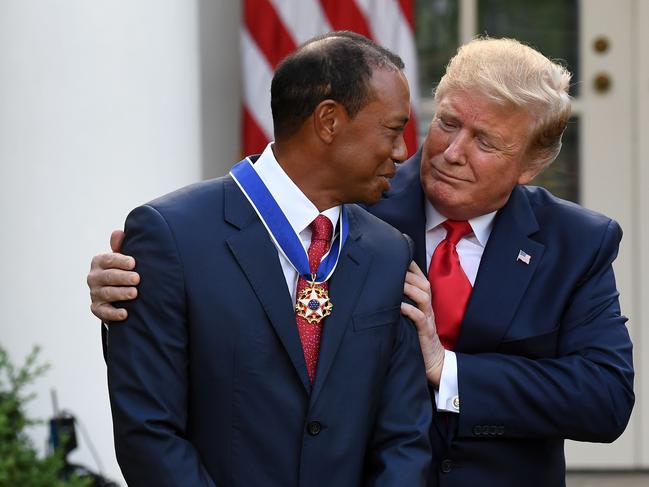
[296,215,333,383]
[427,220,473,350]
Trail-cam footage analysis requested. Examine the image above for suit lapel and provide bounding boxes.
[224,178,311,392]
[310,207,372,404]
[457,186,545,352]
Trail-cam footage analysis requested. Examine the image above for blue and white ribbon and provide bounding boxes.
[230,158,348,283]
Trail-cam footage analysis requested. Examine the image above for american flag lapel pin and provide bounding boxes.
[517,250,531,265]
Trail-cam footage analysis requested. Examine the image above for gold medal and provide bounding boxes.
[295,279,333,324]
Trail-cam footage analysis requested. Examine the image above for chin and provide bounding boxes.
[356,189,383,206]
[429,194,464,217]
[360,195,381,206]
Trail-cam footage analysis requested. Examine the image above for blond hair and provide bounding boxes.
[435,37,572,170]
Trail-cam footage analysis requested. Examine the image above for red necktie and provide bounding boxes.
[296,215,333,383]
[427,220,473,350]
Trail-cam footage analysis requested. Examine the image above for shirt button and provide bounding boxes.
[440,459,453,473]
[307,421,322,436]
[452,395,460,410]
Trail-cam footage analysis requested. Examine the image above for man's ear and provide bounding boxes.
[518,162,545,185]
[313,99,345,143]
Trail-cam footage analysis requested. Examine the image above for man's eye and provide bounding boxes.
[477,137,495,151]
[437,118,456,130]
[386,126,404,138]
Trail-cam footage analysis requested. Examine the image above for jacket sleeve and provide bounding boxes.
[365,316,433,487]
[106,204,217,487]
[364,235,433,486]
[457,219,634,442]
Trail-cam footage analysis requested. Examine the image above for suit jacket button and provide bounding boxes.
[473,425,482,436]
[497,426,505,436]
[440,459,453,473]
[307,421,322,436]
[489,425,498,436]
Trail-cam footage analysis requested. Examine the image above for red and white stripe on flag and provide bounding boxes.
[242,0,420,157]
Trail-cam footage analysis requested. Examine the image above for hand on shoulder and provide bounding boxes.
[87,230,140,321]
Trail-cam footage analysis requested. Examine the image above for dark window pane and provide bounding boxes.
[478,0,580,96]
[415,0,459,98]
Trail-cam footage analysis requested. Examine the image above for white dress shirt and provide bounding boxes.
[424,199,496,413]
[252,143,340,302]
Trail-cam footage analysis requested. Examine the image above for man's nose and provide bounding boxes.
[443,131,468,165]
[392,134,408,163]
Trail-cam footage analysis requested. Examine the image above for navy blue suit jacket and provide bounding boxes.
[106,173,432,486]
[369,150,635,487]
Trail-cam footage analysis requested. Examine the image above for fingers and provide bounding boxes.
[89,280,138,302]
[90,302,128,322]
[110,229,126,253]
[401,300,435,335]
[91,252,136,272]
[90,268,139,287]
[403,282,432,312]
[87,230,135,323]
[87,253,139,323]
[88,281,136,322]
[404,270,430,294]
[408,260,427,279]
[400,301,426,324]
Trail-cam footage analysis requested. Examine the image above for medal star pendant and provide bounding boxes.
[295,283,333,324]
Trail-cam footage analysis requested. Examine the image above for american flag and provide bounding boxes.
[517,250,531,265]
[241,0,420,156]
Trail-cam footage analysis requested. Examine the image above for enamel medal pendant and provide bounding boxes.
[295,276,333,324]
[230,159,349,326]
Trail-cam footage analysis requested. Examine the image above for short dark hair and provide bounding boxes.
[270,31,405,140]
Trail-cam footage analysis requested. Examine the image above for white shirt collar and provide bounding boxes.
[252,143,340,234]
[424,198,496,248]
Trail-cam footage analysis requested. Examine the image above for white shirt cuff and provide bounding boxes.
[434,349,460,413]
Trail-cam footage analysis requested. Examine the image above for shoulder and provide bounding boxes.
[130,176,234,224]
[146,176,231,215]
[520,185,621,238]
[347,204,411,261]
[123,176,235,241]
[515,186,622,259]
[348,204,406,238]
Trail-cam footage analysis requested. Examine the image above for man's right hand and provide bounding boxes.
[88,230,140,321]
[401,261,445,387]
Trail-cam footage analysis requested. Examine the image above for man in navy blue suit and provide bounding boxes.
[95,32,432,486]
[89,37,634,486]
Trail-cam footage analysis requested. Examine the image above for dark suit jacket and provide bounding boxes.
[369,150,635,487]
[106,173,432,487]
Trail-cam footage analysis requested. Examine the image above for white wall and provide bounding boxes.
[635,0,649,466]
[0,1,242,483]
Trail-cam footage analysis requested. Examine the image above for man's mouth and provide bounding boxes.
[433,166,467,183]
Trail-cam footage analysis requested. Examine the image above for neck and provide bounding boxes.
[272,142,340,212]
